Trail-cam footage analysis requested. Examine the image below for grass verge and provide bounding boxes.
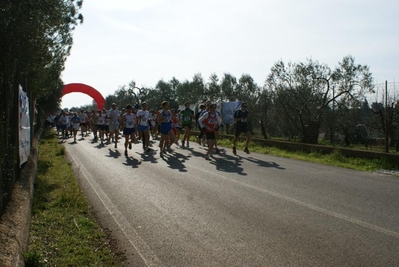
[215,138,398,173]
[24,129,122,267]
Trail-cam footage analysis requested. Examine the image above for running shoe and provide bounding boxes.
[232,146,237,155]
[204,155,210,160]
[114,143,117,148]
[244,147,250,154]
[124,150,128,157]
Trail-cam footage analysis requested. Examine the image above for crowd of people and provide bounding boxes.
[48,101,252,159]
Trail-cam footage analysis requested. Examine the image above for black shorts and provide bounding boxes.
[80,122,87,127]
[235,126,249,137]
[97,125,105,131]
[205,132,216,140]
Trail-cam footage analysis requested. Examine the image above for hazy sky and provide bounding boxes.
[61,0,399,109]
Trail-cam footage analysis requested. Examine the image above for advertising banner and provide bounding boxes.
[221,101,242,124]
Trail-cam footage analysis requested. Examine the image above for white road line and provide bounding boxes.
[195,162,399,239]
[68,150,165,267]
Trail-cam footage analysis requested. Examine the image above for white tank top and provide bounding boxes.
[124,113,135,129]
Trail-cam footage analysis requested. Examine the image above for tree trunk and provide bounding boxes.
[344,134,350,146]
[260,120,268,139]
[301,121,320,144]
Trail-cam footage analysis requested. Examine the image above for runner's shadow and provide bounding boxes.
[137,150,158,163]
[160,151,188,172]
[243,157,286,170]
[94,143,106,149]
[210,156,247,176]
[123,156,141,168]
[107,149,121,158]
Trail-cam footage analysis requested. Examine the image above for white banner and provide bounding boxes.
[19,85,30,166]
[222,101,242,124]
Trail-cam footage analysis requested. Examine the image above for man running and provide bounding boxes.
[96,109,106,145]
[107,103,120,148]
[198,103,222,160]
[79,109,88,138]
[196,104,207,145]
[120,104,136,157]
[136,101,152,153]
[232,102,252,155]
[157,101,175,156]
[70,112,81,142]
[181,102,194,148]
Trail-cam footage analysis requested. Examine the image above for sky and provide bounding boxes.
[61,0,399,109]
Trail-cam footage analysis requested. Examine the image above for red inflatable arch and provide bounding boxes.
[62,83,105,110]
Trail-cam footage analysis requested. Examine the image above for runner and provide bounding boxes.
[120,104,136,157]
[96,109,106,145]
[103,108,110,144]
[90,109,98,141]
[79,109,88,138]
[198,103,222,160]
[171,109,180,145]
[136,101,152,153]
[107,103,120,148]
[157,101,175,156]
[70,112,81,142]
[149,109,158,139]
[196,104,207,145]
[181,102,194,148]
[232,102,252,155]
[59,111,69,141]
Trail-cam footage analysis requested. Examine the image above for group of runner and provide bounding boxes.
[53,100,252,159]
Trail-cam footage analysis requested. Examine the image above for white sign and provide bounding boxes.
[222,101,242,124]
[19,85,30,166]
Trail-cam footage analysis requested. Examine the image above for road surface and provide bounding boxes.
[64,135,399,267]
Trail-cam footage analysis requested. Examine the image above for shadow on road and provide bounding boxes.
[107,149,121,158]
[136,149,158,163]
[123,156,141,168]
[242,157,285,170]
[160,151,188,172]
[210,156,247,175]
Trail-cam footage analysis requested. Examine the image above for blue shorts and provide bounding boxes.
[123,128,135,135]
[160,128,172,135]
[138,125,149,132]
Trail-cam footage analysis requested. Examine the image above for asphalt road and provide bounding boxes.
[64,134,399,267]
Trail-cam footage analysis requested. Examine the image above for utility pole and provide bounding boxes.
[385,81,389,153]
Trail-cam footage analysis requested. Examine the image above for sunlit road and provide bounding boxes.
[64,134,399,267]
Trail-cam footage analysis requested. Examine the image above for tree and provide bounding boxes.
[207,73,221,102]
[190,73,207,102]
[220,73,237,101]
[266,56,373,144]
[1,0,84,114]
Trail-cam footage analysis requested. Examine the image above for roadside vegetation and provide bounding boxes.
[216,138,398,173]
[24,129,122,267]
